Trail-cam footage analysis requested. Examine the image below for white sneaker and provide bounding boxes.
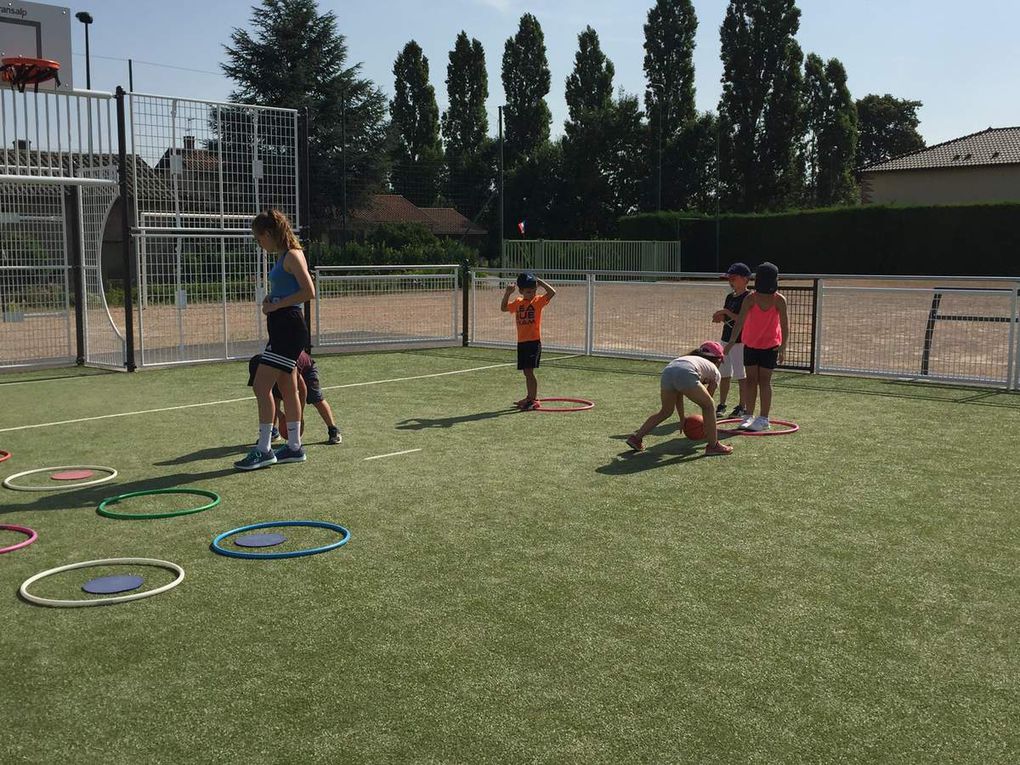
[746,416,770,432]
[737,415,756,430]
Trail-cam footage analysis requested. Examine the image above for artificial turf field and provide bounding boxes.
[1,347,1017,764]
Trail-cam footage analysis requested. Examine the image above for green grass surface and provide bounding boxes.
[1,348,1018,764]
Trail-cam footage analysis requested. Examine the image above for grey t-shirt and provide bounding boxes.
[666,355,721,387]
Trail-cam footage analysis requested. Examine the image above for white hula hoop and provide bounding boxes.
[19,558,185,608]
[2,465,118,491]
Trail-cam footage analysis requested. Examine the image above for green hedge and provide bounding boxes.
[309,223,479,268]
[617,203,1020,276]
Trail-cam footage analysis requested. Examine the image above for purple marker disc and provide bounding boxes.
[233,533,287,548]
[82,574,144,594]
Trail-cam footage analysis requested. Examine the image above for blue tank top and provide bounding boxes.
[268,253,300,300]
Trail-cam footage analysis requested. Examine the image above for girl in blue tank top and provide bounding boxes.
[235,209,316,471]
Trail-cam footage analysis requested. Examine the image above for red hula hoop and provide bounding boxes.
[0,450,11,463]
[533,397,595,412]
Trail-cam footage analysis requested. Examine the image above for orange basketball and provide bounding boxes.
[682,414,705,440]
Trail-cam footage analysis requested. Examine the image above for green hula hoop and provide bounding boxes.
[97,488,221,520]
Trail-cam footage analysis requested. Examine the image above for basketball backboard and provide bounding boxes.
[0,1,73,90]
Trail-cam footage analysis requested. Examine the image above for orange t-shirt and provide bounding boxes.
[505,294,550,342]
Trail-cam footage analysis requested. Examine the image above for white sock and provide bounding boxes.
[258,423,273,453]
[287,420,302,450]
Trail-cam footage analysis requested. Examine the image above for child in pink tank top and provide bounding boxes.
[724,262,789,432]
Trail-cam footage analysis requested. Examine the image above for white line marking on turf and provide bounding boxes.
[0,354,587,434]
[363,448,422,461]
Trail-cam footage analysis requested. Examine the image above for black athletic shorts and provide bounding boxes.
[261,306,307,373]
[743,345,780,370]
[303,361,323,405]
[517,340,542,370]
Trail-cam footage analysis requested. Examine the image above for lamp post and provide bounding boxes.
[75,11,93,90]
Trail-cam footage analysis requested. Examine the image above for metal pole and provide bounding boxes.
[84,25,91,90]
[340,89,347,246]
[115,87,136,371]
[461,262,469,347]
[128,59,133,92]
[715,119,721,271]
[66,187,86,365]
[657,102,662,212]
[299,107,312,349]
[498,105,504,268]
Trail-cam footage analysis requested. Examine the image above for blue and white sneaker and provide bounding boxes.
[234,448,277,471]
[273,444,307,464]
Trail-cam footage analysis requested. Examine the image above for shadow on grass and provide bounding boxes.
[1,466,240,515]
[396,408,519,430]
[777,377,1020,409]
[0,368,118,386]
[597,437,708,474]
[154,444,252,465]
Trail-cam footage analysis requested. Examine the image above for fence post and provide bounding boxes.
[462,261,470,347]
[812,278,825,375]
[299,107,313,350]
[586,271,595,356]
[920,290,944,377]
[1008,283,1019,390]
[65,187,86,365]
[115,86,136,371]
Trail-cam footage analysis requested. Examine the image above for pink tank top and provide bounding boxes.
[742,299,782,349]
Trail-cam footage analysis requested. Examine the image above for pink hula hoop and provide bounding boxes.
[0,524,38,554]
[534,397,595,412]
[0,450,11,463]
[716,417,800,436]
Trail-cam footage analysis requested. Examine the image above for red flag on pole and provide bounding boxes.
[517,220,526,236]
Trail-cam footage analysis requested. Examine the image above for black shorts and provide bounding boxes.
[261,306,308,373]
[517,340,542,370]
[744,345,780,370]
[303,362,323,405]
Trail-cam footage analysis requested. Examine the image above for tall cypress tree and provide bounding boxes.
[501,14,552,164]
[442,32,491,217]
[719,0,806,212]
[390,40,443,206]
[562,26,617,234]
[804,54,858,205]
[222,0,388,227]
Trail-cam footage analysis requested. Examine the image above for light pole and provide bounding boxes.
[651,81,665,211]
[75,11,93,90]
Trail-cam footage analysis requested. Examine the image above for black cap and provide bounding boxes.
[724,262,752,278]
[755,262,779,294]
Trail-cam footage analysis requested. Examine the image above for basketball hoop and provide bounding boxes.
[1,57,61,93]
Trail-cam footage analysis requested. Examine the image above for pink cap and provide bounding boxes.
[699,340,725,359]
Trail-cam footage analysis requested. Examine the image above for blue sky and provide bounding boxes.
[62,0,1020,144]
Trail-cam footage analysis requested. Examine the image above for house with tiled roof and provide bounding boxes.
[860,127,1020,204]
[350,194,487,244]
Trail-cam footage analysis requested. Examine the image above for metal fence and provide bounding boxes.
[469,269,1020,390]
[315,265,461,350]
[0,85,301,371]
[0,86,123,370]
[503,240,681,275]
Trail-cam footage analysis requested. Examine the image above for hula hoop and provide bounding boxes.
[716,418,800,436]
[211,520,349,560]
[0,450,10,463]
[3,465,118,491]
[19,558,184,608]
[97,488,220,520]
[0,524,37,554]
[533,397,595,412]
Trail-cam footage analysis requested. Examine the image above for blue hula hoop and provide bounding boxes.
[211,520,350,560]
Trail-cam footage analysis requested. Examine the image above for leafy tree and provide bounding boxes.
[856,94,925,167]
[442,32,493,219]
[390,40,443,206]
[222,0,388,229]
[804,55,857,205]
[501,13,552,164]
[718,0,806,212]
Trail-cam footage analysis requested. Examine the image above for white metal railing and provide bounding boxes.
[503,240,681,274]
[469,269,1020,390]
[315,265,460,350]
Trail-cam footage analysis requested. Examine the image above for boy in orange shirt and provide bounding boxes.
[501,272,557,410]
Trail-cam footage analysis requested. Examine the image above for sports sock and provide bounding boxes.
[258,423,273,453]
[287,421,302,450]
